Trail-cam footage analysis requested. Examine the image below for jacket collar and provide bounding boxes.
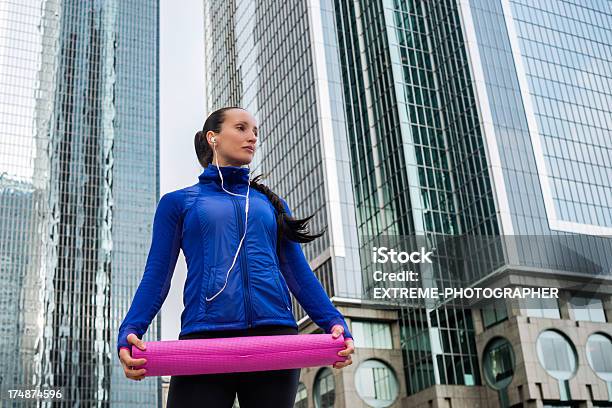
[198,164,250,186]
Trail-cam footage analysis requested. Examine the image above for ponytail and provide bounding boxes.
[249,174,326,251]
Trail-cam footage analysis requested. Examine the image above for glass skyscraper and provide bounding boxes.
[0,1,160,406]
[203,0,610,407]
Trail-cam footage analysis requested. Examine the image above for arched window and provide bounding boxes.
[354,359,399,407]
[482,337,515,390]
[314,367,335,408]
[536,329,578,401]
[536,330,577,380]
[586,332,612,382]
[294,382,307,408]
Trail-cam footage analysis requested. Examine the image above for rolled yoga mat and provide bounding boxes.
[131,333,348,376]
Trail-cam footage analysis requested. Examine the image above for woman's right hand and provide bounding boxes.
[119,333,148,381]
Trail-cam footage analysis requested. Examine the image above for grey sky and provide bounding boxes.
[159,0,206,340]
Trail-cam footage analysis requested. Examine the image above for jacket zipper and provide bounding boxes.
[232,196,252,328]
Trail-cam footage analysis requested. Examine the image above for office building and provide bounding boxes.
[203,0,611,407]
[0,1,161,406]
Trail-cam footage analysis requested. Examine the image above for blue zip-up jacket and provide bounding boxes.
[117,164,352,355]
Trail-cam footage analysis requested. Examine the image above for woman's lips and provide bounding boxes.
[243,146,254,153]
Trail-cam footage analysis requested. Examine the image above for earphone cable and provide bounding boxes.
[205,141,251,302]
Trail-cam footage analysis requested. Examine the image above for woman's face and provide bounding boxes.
[208,109,258,166]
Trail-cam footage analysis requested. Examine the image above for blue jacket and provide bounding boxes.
[117,164,352,355]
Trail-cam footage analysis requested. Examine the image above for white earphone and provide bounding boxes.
[205,135,251,302]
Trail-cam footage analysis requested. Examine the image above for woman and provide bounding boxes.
[117,106,355,407]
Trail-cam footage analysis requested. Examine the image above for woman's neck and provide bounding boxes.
[213,157,244,167]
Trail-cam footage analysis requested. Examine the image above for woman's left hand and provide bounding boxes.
[331,324,355,369]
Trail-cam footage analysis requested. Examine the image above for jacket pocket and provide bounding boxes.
[274,269,291,312]
[249,265,290,319]
[201,265,244,323]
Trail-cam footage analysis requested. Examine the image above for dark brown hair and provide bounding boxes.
[195,107,325,251]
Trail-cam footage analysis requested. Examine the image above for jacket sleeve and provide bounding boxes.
[116,191,183,356]
[277,198,352,339]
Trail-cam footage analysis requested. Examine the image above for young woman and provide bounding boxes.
[117,107,355,407]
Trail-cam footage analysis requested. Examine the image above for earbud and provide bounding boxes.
[211,137,217,143]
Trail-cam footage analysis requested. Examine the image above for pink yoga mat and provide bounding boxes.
[131,334,348,376]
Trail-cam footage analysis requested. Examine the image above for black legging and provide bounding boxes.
[166,325,300,408]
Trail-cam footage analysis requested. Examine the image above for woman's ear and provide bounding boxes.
[206,130,217,145]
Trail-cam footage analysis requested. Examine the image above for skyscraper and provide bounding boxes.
[203,0,611,407]
[0,1,160,406]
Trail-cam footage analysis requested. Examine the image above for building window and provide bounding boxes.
[536,330,577,380]
[569,296,606,323]
[482,337,515,390]
[586,333,612,382]
[481,300,508,329]
[351,321,393,349]
[354,359,398,407]
[314,368,334,408]
[294,383,307,408]
[521,295,560,319]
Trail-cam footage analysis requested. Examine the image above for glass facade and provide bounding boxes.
[465,0,612,273]
[333,0,492,394]
[467,0,612,236]
[202,0,611,404]
[334,0,611,398]
[510,0,611,233]
[0,1,160,406]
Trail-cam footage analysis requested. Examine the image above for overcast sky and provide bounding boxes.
[159,0,206,340]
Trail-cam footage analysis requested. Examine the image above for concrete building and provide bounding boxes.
[202,0,611,407]
[0,0,161,406]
